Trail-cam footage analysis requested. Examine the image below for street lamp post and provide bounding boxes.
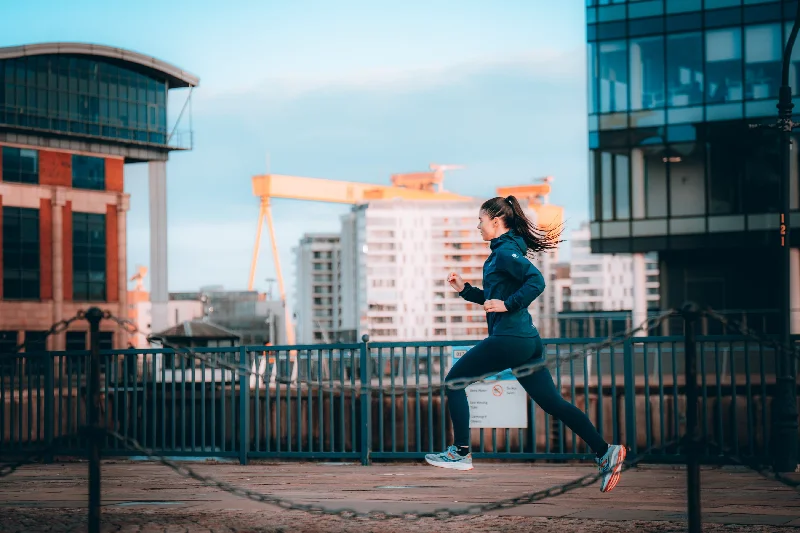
[771,1,800,473]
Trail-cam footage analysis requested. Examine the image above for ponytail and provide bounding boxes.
[480,195,563,256]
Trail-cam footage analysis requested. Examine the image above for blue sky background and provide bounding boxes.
[1,0,588,302]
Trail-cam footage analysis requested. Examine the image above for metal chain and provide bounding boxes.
[104,310,676,395]
[6,311,86,355]
[701,307,800,360]
[703,439,800,491]
[107,428,676,521]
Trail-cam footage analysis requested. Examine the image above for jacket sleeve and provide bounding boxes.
[458,282,486,305]
[496,252,545,312]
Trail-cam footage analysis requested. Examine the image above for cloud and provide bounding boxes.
[126,48,591,303]
[195,48,585,109]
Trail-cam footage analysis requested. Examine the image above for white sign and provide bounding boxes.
[450,347,528,429]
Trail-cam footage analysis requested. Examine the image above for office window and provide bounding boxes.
[599,41,628,113]
[743,127,780,213]
[640,145,669,218]
[785,22,800,97]
[588,43,598,114]
[668,143,706,217]
[666,0,701,13]
[666,33,703,108]
[707,122,745,215]
[706,28,743,103]
[629,36,665,110]
[72,155,105,190]
[745,24,782,100]
[24,331,49,375]
[0,331,19,376]
[72,212,106,301]
[601,152,614,220]
[3,207,40,300]
[1,147,38,184]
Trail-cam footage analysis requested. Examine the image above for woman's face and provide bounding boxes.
[477,211,503,241]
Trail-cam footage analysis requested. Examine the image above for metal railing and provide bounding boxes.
[0,317,792,465]
[1,304,798,531]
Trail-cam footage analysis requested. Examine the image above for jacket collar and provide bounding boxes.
[489,228,526,254]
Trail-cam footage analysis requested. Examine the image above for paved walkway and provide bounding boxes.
[1,459,799,532]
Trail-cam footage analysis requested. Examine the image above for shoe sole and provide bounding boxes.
[424,457,474,471]
[601,446,626,493]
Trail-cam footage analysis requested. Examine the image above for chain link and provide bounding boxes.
[700,307,800,360]
[6,311,86,355]
[107,428,676,521]
[103,310,676,395]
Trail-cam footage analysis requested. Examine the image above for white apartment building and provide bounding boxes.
[564,222,660,313]
[335,199,559,342]
[293,233,342,344]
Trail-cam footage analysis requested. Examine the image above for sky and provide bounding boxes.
[1,0,589,305]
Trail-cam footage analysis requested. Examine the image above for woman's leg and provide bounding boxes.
[443,337,511,447]
[516,336,609,455]
[516,336,626,492]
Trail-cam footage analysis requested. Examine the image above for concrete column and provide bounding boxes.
[631,148,646,219]
[51,189,66,351]
[148,161,168,337]
[629,42,643,111]
[632,254,648,337]
[117,194,130,348]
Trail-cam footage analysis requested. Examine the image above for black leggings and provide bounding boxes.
[444,335,609,454]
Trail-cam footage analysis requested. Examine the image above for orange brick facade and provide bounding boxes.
[39,151,71,187]
[39,199,53,300]
[106,204,118,303]
[106,159,124,193]
[1,144,128,349]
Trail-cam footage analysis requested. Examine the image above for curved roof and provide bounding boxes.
[0,42,199,88]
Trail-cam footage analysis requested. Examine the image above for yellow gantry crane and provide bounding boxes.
[248,166,563,347]
[247,164,471,346]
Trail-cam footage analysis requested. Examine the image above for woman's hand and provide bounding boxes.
[447,272,465,292]
[484,299,507,313]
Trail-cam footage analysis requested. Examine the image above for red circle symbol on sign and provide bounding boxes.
[492,384,503,397]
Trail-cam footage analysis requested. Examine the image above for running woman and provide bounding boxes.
[424,196,626,493]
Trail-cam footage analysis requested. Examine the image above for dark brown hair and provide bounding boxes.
[480,196,563,255]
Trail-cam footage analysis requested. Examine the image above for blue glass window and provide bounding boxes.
[745,24,782,101]
[666,32,704,107]
[629,36,665,110]
[588,43,598,114]
[72,155,105,190]
[599,41,629,113]
[3,207,39,300]
[706,28,743,103]
[72,212,106,301]
[2,147,38,184]
[0,55,169,146]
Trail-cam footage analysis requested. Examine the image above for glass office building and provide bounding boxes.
[587,0,799,330]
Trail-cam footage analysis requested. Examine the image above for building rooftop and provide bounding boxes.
[0,42,199,88]
[154,320,240,341]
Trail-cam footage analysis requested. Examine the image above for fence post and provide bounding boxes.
[360,334,371,466]
[682,302,701,533]
[44,351,54,463]
[85,307,104,533]
[239,346,250,466]
[622,338,636,453]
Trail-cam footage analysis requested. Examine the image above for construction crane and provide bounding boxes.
[247,166,471,346]
[496,176,564,230]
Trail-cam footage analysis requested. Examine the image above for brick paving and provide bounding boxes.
[0,459,799,532]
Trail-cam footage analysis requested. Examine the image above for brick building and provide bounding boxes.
[0,43,198,354]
